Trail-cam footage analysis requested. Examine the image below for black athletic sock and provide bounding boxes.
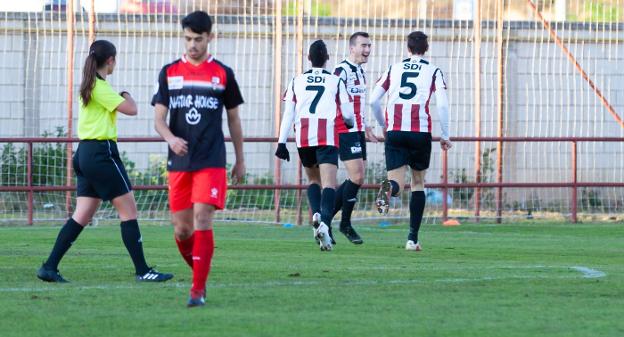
[333,180,347,217]
[43,218,84,270]
[408,191,426,242]
[307,183,322,216]
[321,188,336,226]
[389,180,400,197]
[340,180,361,228]
[120,219,150,275]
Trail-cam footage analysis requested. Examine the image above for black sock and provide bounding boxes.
[307,183,322,216]
[390,180,400,197]
[43,218,84,270]
[340,180,361,228]
[120,219,150,275]
[408,191,426,242]
[321,188,336,226]
[333,180,346,217]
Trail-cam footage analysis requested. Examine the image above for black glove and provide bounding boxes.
[275,143,290,161]
[344,117,355,129]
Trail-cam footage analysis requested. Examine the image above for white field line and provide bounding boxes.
[345,264,559,271]
[0,269,604,293]
[570,266,607,278]
[0,264,578,272]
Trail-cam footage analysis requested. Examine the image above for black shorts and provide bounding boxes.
[385,131,432,171]
[339,131,367,161]
[297,146,339,168]
[73,140,132,201]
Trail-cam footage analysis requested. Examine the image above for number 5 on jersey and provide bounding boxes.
[400,72,419,100]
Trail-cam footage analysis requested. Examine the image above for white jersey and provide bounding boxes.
[375,56,447,132]
[283,68,352,148]
[333,60,366,133]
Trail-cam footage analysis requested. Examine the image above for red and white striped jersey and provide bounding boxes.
[375,57,447,132]
[333,60,366,133]
[283,68,352,148]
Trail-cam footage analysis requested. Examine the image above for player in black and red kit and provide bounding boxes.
[152,11,245,307]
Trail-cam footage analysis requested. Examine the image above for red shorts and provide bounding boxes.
[168,168,227,212]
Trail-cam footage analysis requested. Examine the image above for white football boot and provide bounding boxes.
[375,179,392,214]
[314,221,333,251]
[312,212,321,245]
[405,240,422,251]
[312,212,321,227]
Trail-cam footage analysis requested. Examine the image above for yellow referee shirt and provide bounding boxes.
[78,78,125,141]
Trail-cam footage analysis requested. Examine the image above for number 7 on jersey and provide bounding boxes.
[305,85,325,114]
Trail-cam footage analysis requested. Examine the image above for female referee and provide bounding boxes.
[36,40,173,283]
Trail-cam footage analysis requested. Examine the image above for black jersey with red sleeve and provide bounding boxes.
[152,55,244,171]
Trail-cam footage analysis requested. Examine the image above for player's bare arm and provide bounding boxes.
[227,106,246,184]
[116,92,138,116]
[154,103,188,156]
[365,126,380,143]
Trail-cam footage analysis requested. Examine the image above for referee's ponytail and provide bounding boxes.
[80,40,116,105]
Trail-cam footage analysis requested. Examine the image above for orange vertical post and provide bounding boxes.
[571,141,578,223]
[273,0,283,224]
[27,142,33,225]
[88,0,96,44]
[295,0,304,226]
[442,148,448,222]
[495,0,504,223]
[473,0,482,222]
[65,0,76,217]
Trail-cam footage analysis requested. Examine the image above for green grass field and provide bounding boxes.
[1,221,623,337]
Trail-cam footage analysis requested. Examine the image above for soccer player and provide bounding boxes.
[331,31,379,245]
[36,40,173,283]
[369,31,452,251]
[275,40,355,252]
[152,11,245,307]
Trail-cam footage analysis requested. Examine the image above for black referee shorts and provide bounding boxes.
[339,131,367,161]
[385,131,432,171]
[297,146,339,168]
[73,140,133,201]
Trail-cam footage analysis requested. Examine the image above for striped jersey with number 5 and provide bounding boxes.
[283,68,352,147]
[375,57,447,132]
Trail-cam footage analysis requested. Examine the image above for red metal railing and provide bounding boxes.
[1,136,623,225]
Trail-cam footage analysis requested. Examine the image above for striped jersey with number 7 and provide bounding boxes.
[375,57,447,132]
[282,68,353,147]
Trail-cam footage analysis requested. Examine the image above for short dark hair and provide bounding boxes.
[407,31,428,55]
[309,40,329,67]
[181,11,212,34]
[349,32,369,46]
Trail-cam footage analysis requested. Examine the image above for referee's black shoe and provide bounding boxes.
[136,268,174,282]
[37,264,69,283]
[340,225,363,245]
